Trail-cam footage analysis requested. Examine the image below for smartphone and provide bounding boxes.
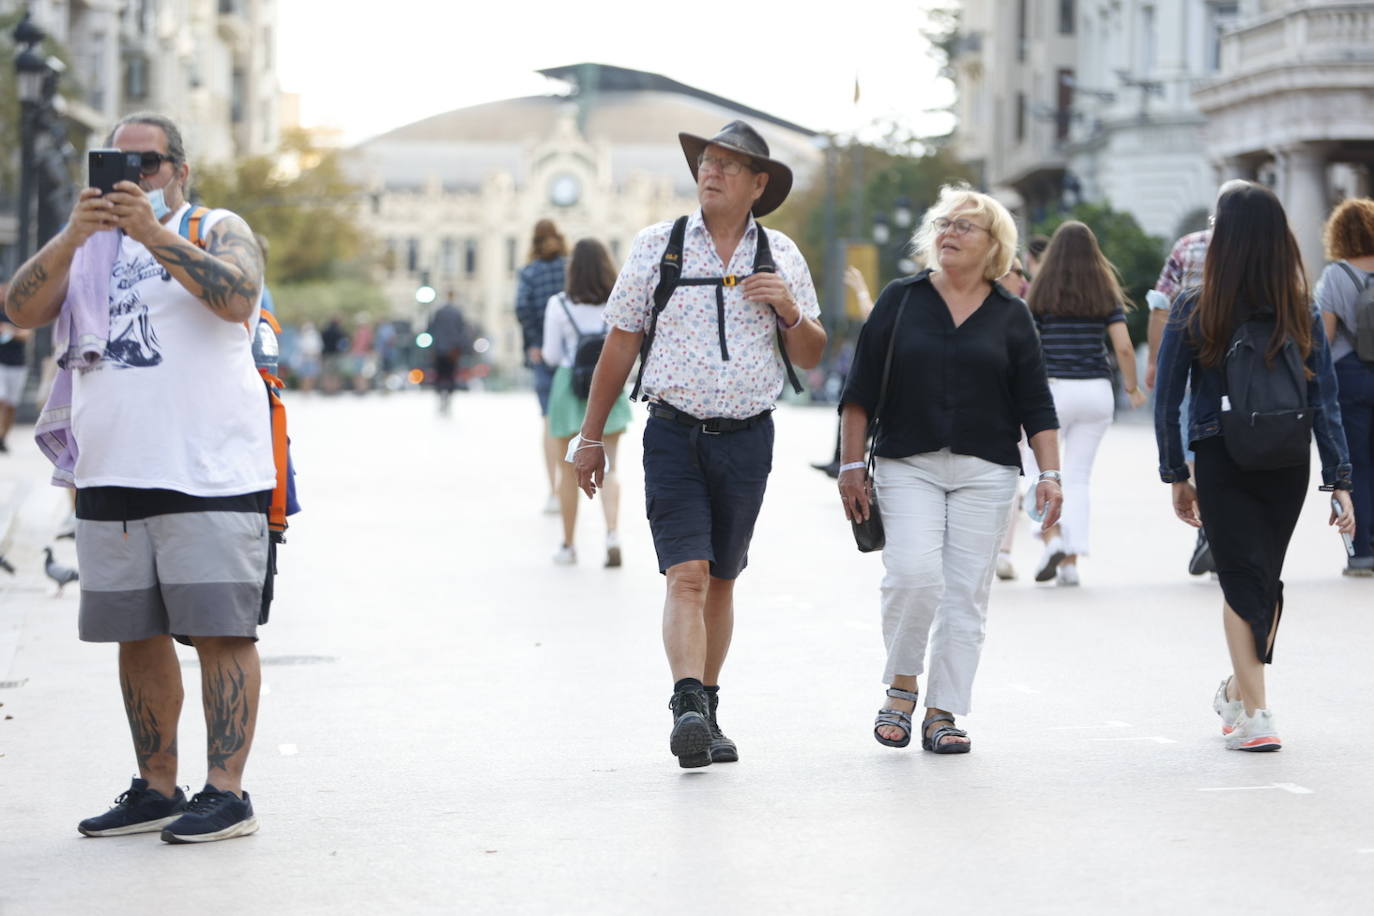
[88,149,142,195]
[1333,496,1355,557]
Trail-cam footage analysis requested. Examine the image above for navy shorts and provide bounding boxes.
[642,412,774,580]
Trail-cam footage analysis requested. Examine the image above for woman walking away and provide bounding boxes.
[839,185,1062,754]
[516,219,569,514]
[542,239,632,567]
[1314,198,1374,576]
[1026,222,1147,586]
[1154,181,1354,752]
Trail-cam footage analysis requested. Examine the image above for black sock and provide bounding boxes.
[674,677,704,694]
[703,685,720,695]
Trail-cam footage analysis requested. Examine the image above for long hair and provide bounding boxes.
[528,219,567,263]
[1191,182,1310,369]
[1025,221,1130,318]
[564,239,617,305]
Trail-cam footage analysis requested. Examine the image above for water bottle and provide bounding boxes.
[253,318,279,377]
[1025,481,1046,523]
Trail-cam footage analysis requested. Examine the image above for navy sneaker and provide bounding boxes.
[78,777,187,837]
[1189,529,1216,576]
[160,785,259,844]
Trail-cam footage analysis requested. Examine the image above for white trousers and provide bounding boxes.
[875,448,1018,715]
[1024,378,1114,557]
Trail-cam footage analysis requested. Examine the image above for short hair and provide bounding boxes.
[106,112,187,165]
[911,184,1018,282]
[529,219,568,263]
[1322,198,1374,261]
[565,238,617,305]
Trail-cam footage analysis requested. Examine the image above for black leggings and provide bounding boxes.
[1194,437,1308,664]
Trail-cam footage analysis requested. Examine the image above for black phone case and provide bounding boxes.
[88,150,140,194]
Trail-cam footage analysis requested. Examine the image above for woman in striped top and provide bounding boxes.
[1026,221,1147,585]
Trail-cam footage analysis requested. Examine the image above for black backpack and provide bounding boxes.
[556,294,605,400]
[1219,320,1313,470]
[629,215,804,401]
[1335,262,1374,363]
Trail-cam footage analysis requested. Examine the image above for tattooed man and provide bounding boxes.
[5,113,273,843]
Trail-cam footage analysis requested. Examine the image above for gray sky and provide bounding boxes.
[278,0,955,144]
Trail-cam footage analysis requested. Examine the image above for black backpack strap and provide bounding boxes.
[753,225,803,395]
[556,293,584,345]
[631,216,689,401]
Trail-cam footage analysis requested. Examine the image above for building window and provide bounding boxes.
[1017,0,1028,61]
[1056,69,1074,141]
[262,27,272,70]
[406,238,420,274]
[384,239,398,275]
[1207,2,1239,72]
[125,54,149,101]
[441,237,458,276]
[1059,0,1075,35]
[231,68,246,124]
[1140,4,1157,74]
[464,239,478,276]
[1016,92,1027,144]
[219,0,238,13]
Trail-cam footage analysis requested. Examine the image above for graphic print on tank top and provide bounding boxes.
[106,253,166,369]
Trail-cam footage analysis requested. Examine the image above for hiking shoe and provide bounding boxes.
[78,778,186,837]
[1225,709,1281,752]
[1189,529,1215,576]
[161,785,259,844]
[552,544,576,566]
[995,552,1016,581]
[1212,677,1244,736]
[1035,537,1066,582]
[668,687,712,769]
[1343,556,1374,577]
[605,531,622,568]
[1056,564,1080,587]
[704,687,738,763]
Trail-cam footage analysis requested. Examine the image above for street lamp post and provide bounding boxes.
[13,14,48,268]
[870,195,921,285]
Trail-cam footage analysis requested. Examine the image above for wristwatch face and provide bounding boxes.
[550,173,581,207]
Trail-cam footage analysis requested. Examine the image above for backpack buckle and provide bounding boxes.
[722,274,738,287]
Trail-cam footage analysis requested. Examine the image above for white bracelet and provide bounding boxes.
[779,310,805,331]
[838,461,867,474]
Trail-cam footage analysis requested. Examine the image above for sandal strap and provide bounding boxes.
[875,708,913,727]
[921,713,955,730]
[885,687,920,703]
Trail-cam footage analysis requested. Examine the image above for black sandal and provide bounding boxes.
[874,687,920,748]
[921,713,971,754]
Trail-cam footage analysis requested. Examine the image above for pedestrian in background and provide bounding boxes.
[0,282,32,454]
[541,239,632,568]
[1024,234,1049,278]
[1155,181,1354,752]
[427,293,469,416]
[1314,197,1374,576]
[838,185,1061,754]
[294,320,322,393]
[320,315,348,394]
[993,255,1030,580]
[573,120,825,769]
[515,219,568,515]
[1023,222,1146,586]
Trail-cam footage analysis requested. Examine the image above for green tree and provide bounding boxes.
[192,129,383,323]
[1031,201,1167,344]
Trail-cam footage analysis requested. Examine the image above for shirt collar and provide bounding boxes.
[687,208,758,240]
[899,268,1016,300]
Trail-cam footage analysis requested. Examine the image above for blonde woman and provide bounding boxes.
[838,186,1062,753]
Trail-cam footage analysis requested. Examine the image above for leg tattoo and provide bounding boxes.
[121,671,170,770]
[204,659,252,774]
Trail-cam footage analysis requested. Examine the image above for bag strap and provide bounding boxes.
[556,293,587,348]
[631,215,689,401]
[865,287,914,474]
[752,226,804,396]
[178,205,211,249]
[1335,261,1372,343]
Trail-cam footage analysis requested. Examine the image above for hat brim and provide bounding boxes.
[679,132,793,218]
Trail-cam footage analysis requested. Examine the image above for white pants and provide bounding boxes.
[1024,378,1114,557]
[875,448,1018,715]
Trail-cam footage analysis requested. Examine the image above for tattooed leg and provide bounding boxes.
[118,635,184,796]
[196,637,261,795]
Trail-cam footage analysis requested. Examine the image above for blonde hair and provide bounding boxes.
[911,184,1018,282]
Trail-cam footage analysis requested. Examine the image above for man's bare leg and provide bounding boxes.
[119,635,184,796]
[663,560,710,680]
[195,636,261,796]
[702,576,735,686]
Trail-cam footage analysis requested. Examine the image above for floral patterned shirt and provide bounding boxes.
[603,209,820,420]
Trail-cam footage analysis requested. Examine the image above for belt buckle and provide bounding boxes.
[700,421,722,436]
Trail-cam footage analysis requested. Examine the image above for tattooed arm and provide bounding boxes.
[142,216,264,324]
[4,188,115,328]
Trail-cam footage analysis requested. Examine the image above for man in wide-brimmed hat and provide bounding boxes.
[572,120,825,768]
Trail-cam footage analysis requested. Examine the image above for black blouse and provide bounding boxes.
[840,270,1058,470]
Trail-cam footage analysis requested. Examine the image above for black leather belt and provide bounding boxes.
[648,402,771,435]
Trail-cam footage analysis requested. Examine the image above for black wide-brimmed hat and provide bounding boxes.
[678,120,793,217]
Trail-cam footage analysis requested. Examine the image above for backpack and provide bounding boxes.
[555,293,605,400]
[180,205,298,543]
[1218,319,1313,471]
[630,215,804,401]
[1335,262,1374,363]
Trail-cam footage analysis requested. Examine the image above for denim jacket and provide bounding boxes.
[1154,290,1353,487]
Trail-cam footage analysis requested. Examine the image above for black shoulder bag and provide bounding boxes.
[852,288,912,553]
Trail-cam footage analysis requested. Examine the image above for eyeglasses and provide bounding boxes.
[132,151,177,175]
[933,216,990,236]
[697,153,755,177]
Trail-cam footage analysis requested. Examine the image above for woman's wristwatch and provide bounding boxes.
[1038,470,1062,484]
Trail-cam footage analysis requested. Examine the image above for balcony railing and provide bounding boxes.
[1221,3,1374,73]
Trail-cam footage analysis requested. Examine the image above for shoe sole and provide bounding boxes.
[161,816,260,844]
[995,569,1015,581]
[1035,550,1066,582]
[709,739,739,763]
[1188,552,1215,576]
[670,713,712,768]
[1228,737,1282,752]
[1342,568,1374,577]
[605,547,622,568]
[78,813,183,837]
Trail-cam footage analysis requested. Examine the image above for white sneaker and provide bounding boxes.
[1212,677,1244,736]
[1056,564,1080,586]
[605,531,622,568]
[995,552,1016,581]
[542,494,560,515]
[552,545,576,566]
[1225,708,1281,752]
[1035,537,1066,583]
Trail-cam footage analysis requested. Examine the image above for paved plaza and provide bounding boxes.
[1,390,1371,914]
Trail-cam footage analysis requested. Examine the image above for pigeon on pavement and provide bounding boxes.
[0,555,14,575]
[43,547,79,595]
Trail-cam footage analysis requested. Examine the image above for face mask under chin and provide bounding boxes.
[145,187,172,221]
